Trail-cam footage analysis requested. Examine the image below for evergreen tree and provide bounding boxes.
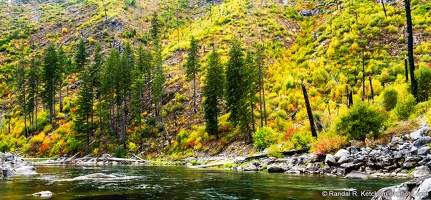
[101,49,120,135]
[15,60,28,137]
[120,43,135,147]
[203,47,224,138]
[41,42,58,124]
[243,51,258,136]
[150,12,161,43]
[91,44,103,127]
[185,36,200,113]
[225,38,245,128]
[27,58,41,133]
[76,66,93,147]
[75,39,89,71]
[57,46,66,112]
[256,44,267,126]
[152,45,165,121]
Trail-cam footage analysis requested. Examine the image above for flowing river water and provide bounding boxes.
[0,165,409,200]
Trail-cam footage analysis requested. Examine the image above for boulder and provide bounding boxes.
[413,177,431,199]
[418,146,430,155]
[14,166,37,175]
[4,153,14,162]
[32,191,52,198]
[413,166,431,178]
[243,162,260,171]
[413,136,431,147]
[267,164,284,173]
[2,168,14,177]
[337,155,349,164]
[325,154,336,166]
[334,149,350,160]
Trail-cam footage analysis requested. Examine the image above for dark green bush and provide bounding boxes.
[336,102,387,140]
[415,66,431,102]
[383,88,398,111]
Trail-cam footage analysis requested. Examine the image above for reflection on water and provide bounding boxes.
[0,165,409,200]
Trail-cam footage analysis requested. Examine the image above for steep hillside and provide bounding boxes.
[0,0,431,159]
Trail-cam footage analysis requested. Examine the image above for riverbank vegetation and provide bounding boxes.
[0,0,431,159]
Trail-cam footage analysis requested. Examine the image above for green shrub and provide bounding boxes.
[394,94,416,120]
[289,130,314,151]
[415,66,431,102]
[176,129,189,147]
[114,147,127,158]
[336,102,387,140]
[253,127,279,149]
[383,88,398,111]
[267,144,283,158]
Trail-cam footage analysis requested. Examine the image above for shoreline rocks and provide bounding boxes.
[186,123,431,180]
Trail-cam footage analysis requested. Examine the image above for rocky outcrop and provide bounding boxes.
[372,175,431,200]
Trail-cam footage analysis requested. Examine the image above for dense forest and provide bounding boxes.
[0,0,431,159]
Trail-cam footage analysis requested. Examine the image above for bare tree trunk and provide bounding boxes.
[301,80,317,138]
[369,76,374,100]
[404,56,409,82]
[404,0,419,102]
[381,0,387,18]
[362,50,365,101]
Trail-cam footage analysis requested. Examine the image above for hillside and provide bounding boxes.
[0,0,431,159]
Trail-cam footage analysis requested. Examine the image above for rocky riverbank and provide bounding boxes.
[187,123,431,180]
[0,152,37,177]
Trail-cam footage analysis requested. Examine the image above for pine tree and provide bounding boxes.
[256,44,267,127]
[42,42,58,124]
[120,43,135,147]
[27,58,41,134]
[75,39,89,71]
[57,46,66,112]
[150,12,161,43]
[203,47,224,138]
[91,44,103,127]
[16,60,28,137]
[243,51,258,136]
[152,45,165,121]
[225,38,245,128]
[101,49,120,135]
[185,36,200,113]
[76,66,93,147]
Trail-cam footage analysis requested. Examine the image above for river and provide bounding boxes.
[0,165,409,200]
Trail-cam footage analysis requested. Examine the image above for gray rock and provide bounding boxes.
[340,162,361,172]
[2,168,14,177]
[267,164,284,173]
[32,191,52,198]
[350,146,358,154]
[413,177,431,199]
[243,162,260,171]
[411,129,426,140]
[336,168,345,176]
[413,166,431,178]
[418,146,430,155]
[299,10,312,16]
[337,155,349,164]
[325,154,336,166]
[14,166,37,175]
[345,171,370,179]
[4,153,14,162]
[334,149,350,160]
[361,147,372,154]
[414,137,431,147]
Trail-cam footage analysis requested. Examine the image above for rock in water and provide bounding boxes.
[14,166,37,175]
[32,191,52,198]
[345,171,369,179]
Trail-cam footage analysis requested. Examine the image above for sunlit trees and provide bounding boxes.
[185,36,200,113]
